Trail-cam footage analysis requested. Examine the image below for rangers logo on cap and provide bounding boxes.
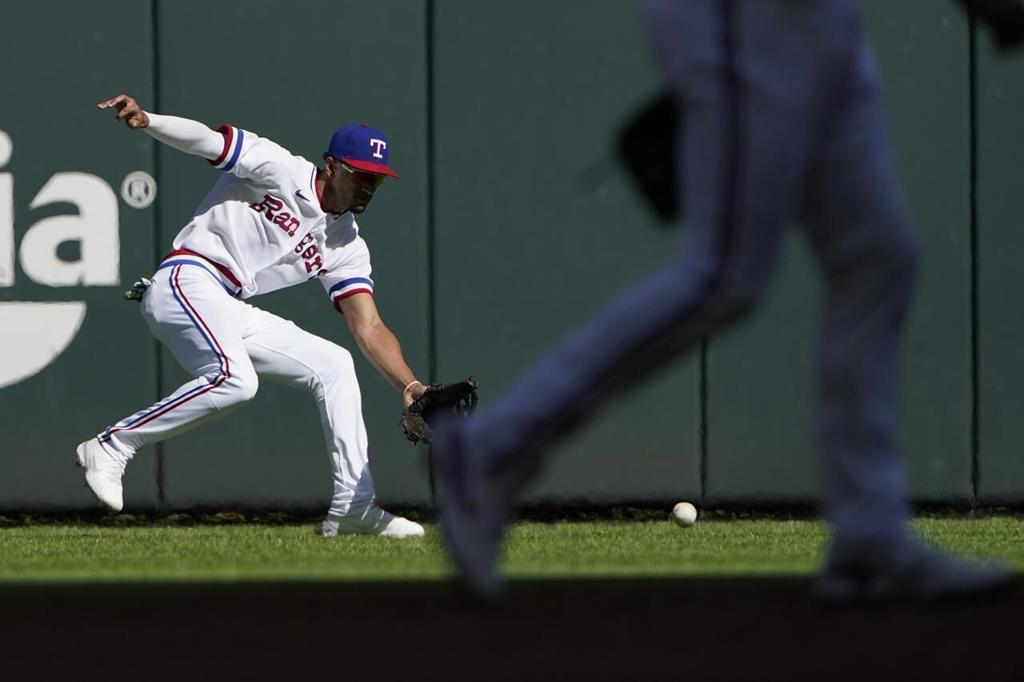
[325,124,399,178]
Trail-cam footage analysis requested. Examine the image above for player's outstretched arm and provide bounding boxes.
[96,94,224,161]
[338,293,426,407]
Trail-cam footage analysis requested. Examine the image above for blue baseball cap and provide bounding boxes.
[325,123,399,178]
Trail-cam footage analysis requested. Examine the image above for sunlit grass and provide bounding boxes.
[1,516,1021,582]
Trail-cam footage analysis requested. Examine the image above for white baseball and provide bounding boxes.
[671,502,698,527]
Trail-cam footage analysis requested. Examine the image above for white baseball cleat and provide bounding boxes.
[321,504,425,539]
[74,438,125,512]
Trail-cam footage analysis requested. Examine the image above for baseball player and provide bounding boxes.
[77,94,428,539]
[430,0,1024,597]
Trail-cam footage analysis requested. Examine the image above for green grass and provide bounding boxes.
[1,516,1023,583]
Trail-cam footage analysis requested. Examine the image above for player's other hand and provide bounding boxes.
[96,94,150,129]
[404,381,427,408]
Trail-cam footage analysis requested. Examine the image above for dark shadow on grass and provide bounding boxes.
[6,502,1024,527]
[0,576,1020,681]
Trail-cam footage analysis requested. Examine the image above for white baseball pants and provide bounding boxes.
[98,258,376,516]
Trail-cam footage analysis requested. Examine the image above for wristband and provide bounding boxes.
[403,380,423,401]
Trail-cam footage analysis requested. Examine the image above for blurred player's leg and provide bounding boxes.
[800,41,917,552]
[79,264,259,511]
[433,0,845,594]
[242,311,423,539]
[800,36,1007,600]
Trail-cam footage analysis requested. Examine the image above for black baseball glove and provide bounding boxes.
[615,89,682,224]
[123,276,152,301]
[958,0,1024,50]
[400,377,479,444]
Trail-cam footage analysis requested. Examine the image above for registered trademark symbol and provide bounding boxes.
[121,170,157,209]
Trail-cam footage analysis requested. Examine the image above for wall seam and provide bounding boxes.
[151,0,165,508]
[699,340,708,503]
[425,0,438,505]
[968,12,980,510]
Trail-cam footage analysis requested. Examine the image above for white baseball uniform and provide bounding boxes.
[97,116,382,518]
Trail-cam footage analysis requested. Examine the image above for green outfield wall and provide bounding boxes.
[0,1,1020,511]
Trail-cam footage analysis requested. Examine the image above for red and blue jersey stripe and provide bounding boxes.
[159,249,242,297]
[211,124,245,172]
[330,276,374,311]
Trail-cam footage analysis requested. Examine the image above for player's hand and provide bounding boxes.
[403,380,427,408]
[400,378,479,444]
[96,94,150,129]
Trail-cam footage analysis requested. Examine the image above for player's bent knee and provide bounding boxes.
[713,290,761,325]
[704,274,765,322]
[663,260,762,327]
[304,343,355,393]
[875,226,920,289]
[219,372,259,406]
[892,229,920,275]
[327,345,355,377]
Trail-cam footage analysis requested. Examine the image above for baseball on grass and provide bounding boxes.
[671,502,698,527]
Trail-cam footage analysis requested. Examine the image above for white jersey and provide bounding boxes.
[168,124,374,309]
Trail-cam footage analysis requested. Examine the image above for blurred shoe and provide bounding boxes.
[75,438,125,512]
[814,539,1010,603]
[430,424,512,598]
[321,504,424,539]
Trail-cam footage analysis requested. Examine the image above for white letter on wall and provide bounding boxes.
[0,130,13,286]
[21,172,119,286]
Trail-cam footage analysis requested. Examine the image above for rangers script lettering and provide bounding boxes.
[250,193,300,237]
[294,232,325,277]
